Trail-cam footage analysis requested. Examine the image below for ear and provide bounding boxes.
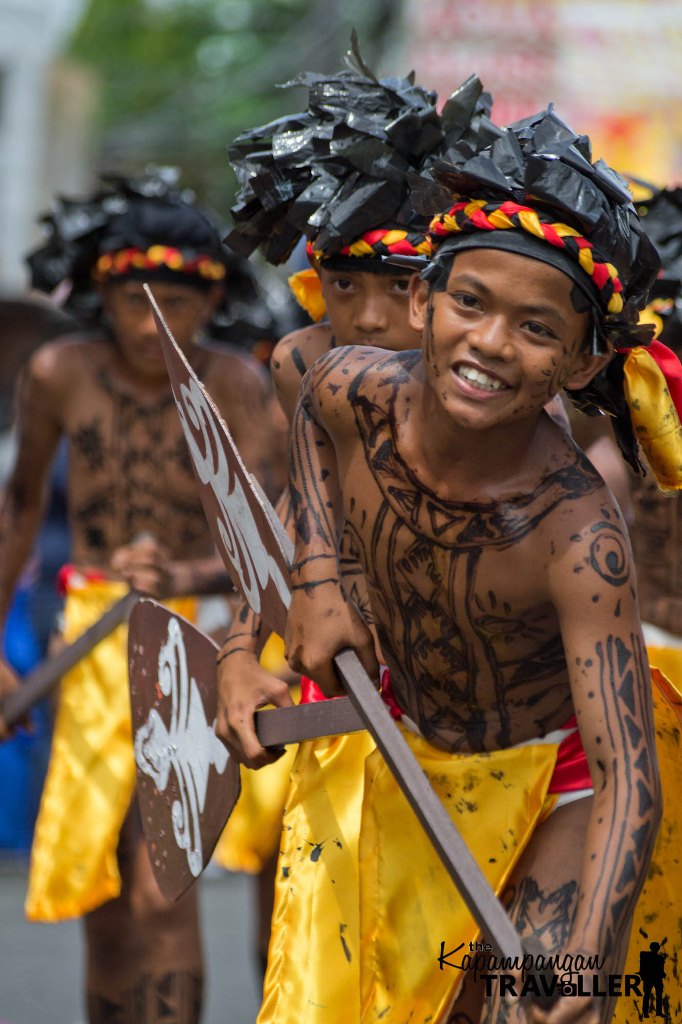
[408,274,430,334]
[563,350,612,391]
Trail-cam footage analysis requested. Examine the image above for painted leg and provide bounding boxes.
[84,801,204,1024]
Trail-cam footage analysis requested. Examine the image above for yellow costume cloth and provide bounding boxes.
[25,577,195,922]
[259,725,559,1024]
[613,666,682,1024]
[213,634,298,875]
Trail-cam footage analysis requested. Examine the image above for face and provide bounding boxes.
[409,247,603,433]
[318,265,422,350]
[100,279,220,380]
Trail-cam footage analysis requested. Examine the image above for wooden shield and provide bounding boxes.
[129,599,240,900]
[129,599,365,900]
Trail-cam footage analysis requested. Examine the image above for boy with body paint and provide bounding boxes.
[215,46,500,978]
[230,110,682,1023]
[0,169,280,1023]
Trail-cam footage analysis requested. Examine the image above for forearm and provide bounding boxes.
[0,484,49,625]
[568,632,661,960]
[171,554,235,597]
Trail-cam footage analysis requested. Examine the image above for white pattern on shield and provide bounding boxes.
[176,375,290,614]
[133,616,229,877]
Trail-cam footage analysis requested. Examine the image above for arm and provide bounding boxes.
[270,324,333,423]
[109,539,234,598]
[0,349,64,735]
[215,487,295,769]
[285,348,377,695]
[212,348,287,504]
[544,500,661,1014]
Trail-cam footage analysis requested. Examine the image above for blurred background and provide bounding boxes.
[1,0,681,293]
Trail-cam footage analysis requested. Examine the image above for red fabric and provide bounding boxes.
[299,668,401,719]
[300,672,593,792]
[646,339,682,416]
[547,715,593,794]
[56,563,107,596]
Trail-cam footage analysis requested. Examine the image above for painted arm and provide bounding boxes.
[540,501,661,1021]
[0,349,64,735]
[285,349,378,696]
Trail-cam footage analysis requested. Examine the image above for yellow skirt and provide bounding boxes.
[25,578,195,922]
[259,726,559,1024]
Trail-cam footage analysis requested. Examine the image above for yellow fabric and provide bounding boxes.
[259,726,559,1024]
[213,633,299,874]
[25,579,196,922]
[622,346,682,491]
[288,268,326,323]
[613,665,682,1023]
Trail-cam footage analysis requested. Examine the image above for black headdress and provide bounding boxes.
[225,33,500,266]
[635,184,682,351]
[26,167,283,347]
[414,106,662,475]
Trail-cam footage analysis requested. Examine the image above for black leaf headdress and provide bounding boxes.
[634,183,682,351]
[26,167,281,346]
[417,106,662,475]
[225,32,501,266]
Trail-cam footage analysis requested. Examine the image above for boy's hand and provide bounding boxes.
[110,535,177,598]
[0,657,21,741]
[216,647,294,769]
[285,581,379,697]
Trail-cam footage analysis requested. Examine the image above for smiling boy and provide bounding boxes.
[274,110,673,1024]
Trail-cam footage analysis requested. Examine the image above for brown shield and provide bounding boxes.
[128,598,240,901]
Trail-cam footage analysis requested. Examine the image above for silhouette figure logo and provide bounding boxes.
[637,928,669,1021]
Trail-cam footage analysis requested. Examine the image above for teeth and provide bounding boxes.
[457,365,505,392]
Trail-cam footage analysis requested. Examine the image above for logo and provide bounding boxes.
[437,935,673,1015]
[636,929,670,1021]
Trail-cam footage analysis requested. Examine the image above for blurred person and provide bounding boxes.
[0,168,282,1024]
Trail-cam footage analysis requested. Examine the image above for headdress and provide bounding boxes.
[406,106,682,489]
[225,33,500,321]
[634,184,682,349]
[26,167,284,351]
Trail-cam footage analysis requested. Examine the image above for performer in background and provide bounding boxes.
[0,168,281,1024]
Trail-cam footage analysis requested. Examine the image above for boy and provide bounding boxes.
[218,47,502,754]
[0,169,280,1023]
[234,109,672,1022]
[216,48,499,978]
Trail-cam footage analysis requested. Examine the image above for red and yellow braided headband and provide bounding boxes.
[92,245,226,283]
[288,230,430,321]
[428,200,624,316]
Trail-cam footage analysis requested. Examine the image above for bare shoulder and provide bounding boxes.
[199,340,270,395]
[24,332,108,400]
[303,344,402,429]
[270,323,333,422]
[542,440,635,607]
